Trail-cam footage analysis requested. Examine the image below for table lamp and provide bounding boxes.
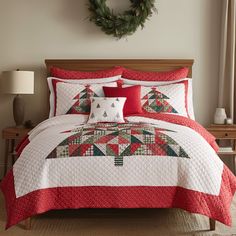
[1,70,34,127]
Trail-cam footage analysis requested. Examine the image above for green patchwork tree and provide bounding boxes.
[67,85,99,114]
[142,87,178,113]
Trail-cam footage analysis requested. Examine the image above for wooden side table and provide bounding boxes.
[206,124,236,174]
[2,127,32,176]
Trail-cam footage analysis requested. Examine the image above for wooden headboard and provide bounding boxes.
[45,59,194,78]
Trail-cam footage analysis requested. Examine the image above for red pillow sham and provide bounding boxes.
[50,66,123,79]
[122,67,189,81]
[103,85,143,116]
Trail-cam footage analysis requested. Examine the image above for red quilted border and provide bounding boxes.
[51,79,75,116]
[122,67,189,81]
[174,80,189,118]
[50,66,123,79]
[1,166,236,229]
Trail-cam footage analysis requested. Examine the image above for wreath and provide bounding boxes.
[88,0,156,39]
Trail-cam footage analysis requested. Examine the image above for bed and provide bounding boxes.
[1,59,236,231]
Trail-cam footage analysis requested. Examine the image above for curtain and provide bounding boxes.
[218,0,236,120]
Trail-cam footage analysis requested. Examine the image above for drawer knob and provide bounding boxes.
[16,133,19,136]
[225,133,228,137]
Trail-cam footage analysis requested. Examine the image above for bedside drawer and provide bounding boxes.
[210,131,236,139]
[2,130,29,139]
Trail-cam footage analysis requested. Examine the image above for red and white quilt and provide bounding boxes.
[1,114,236,229]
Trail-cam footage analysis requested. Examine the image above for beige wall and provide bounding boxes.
[0,0,222,177]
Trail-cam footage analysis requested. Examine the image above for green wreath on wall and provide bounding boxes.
[88,0,156,39]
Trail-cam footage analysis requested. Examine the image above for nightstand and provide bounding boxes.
[206,124,236,174]
[2,126,32,176]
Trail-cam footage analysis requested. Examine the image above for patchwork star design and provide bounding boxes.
[47,123,189,166]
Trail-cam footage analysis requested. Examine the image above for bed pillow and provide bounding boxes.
[122,81,189,118]
[103,85,143,116]
[50,66,123,79]
[142,81,189,117]
[88,97,126,123]
[121,78,195,120]
[48,77,121,117]
[51,79,118,116]
[122,67,189,81]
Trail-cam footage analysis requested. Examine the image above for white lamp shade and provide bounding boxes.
[1,71,34,94]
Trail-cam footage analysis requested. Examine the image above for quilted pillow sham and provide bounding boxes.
[50,79,117,116]
[88,97,126,123]
[122,67,189,81]
[50,66,123,79]
[122,81,189,118]
[121,78,194,120]
[103,85,143,116]
[48,77,122,118]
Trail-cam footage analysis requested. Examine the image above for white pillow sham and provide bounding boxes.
[47,76,120,117]
[122,81,189,118]
[121,78,195,120]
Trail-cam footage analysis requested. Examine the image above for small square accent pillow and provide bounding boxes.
[88,97,126,123]
[103,85,143,116]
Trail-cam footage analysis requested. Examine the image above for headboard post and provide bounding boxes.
[45,59,194,78]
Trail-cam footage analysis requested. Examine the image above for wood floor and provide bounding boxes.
[0,193,235,236]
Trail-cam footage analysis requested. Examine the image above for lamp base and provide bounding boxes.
[13,94,24,127]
